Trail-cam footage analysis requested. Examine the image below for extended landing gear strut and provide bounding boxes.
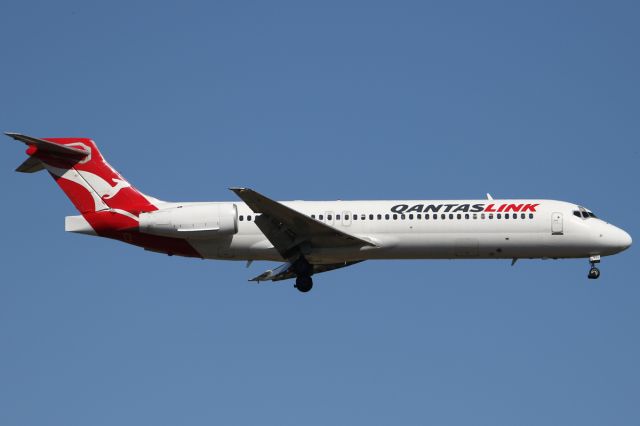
[588,255,601,279]
[292,257,314,293]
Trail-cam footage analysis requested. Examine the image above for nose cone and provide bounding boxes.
[618,229,633,251]
[603,226,632,254]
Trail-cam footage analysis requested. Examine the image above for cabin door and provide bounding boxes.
[551,212,563,235]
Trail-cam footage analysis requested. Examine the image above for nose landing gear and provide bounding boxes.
[588,255,601,279]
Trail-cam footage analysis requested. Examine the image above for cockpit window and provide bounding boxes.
[574,207,597,219]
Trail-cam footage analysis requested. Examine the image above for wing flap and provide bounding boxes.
[250,260,364,282]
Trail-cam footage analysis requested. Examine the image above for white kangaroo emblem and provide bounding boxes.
[102,178,131,199]
[45,165,133,210]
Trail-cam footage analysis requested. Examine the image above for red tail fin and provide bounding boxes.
[8,133,157,215]
[8,133,202,258]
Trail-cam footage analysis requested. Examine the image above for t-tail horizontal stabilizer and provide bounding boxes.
[6,132,90,173]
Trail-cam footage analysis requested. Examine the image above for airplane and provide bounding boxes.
[5,132,632,292]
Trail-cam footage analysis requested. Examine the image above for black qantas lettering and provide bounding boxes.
[406,204,424,213]
[390,204,409,214]
[423,204,442,213]
[391,203,473,213]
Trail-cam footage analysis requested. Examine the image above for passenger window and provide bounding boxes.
[369,214,374,220]
[441,214,446,219]
[417,214,422,219]
[319,215,324,220]
[505,214,509,219]
[393,214,398,220]
[521,213,525,219]
[385,214,390,220]
[361,214,366,220]
[497,214,501,219]
[409,214,413,220]
[247,216,252,221]
[529,213,534,219]
[465,214,469,219]
[481,213,485,219]
[457,214,461,219]
[328,215,332,220]
[489,214,493,219]
[311,214,316,219]
[425,214,430,219]
[239,215,244,221]
[336,214,341,220]
[345,215,349,220]
[377,214,382,220]
[473,214,477,219]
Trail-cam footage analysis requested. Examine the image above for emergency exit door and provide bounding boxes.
[551,212,563,235]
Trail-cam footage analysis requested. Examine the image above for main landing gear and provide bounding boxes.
[292,257,314,293]
[588,255,601,280]
[295,275,313,293]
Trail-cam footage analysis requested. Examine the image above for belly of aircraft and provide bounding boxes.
[189,232,593,263]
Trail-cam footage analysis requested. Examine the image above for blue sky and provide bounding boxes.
[1,1,638,425]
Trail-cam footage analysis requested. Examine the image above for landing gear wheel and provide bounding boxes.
[588,255,601,280]
[295,276,313,293]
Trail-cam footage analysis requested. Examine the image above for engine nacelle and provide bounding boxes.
[139,203,238,239]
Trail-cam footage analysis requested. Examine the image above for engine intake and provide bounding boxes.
[139,203,238,239]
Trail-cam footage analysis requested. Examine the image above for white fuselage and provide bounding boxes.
[153,199,631,263]
[9,133,630,284]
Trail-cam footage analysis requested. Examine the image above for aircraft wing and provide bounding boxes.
[250,260,364,282]
[230,187,376,259]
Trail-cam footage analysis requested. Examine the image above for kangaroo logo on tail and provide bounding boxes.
[6,134,158,215]
[103,178,131,199]
[45,166,134,212]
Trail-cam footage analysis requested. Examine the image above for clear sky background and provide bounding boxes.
[1,1,638,425]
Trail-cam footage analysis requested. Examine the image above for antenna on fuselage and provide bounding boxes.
[486,193,494,200]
